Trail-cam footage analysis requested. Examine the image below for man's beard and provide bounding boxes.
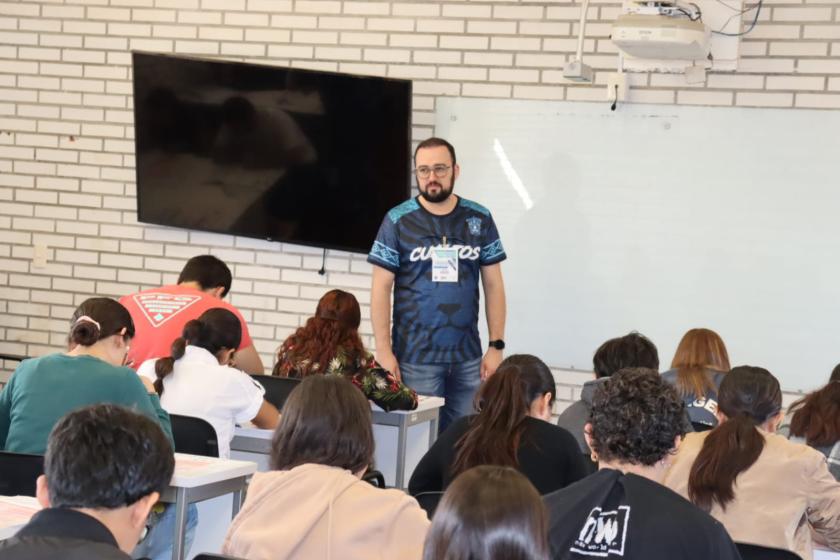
[420,178,454,203]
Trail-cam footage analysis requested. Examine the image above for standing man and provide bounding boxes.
[120,254,264,374]
[368,137,507,432]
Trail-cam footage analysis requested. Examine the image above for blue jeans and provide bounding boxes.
[133,503,199,560]
[401,358,482,434]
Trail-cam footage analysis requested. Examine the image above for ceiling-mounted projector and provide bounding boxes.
[611,14,710,60]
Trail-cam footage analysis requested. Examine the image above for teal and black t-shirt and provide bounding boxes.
[0,353,173,453]
[367,196,506,365]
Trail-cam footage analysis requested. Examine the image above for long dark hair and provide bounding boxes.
[451,355,555,478]
[271,375,373,473]
[153,308,242,395]
[423,466,549,560]
[788,364,840,447]
[273,289,365,376]
[69,298,135,347]
[688,365,782,512]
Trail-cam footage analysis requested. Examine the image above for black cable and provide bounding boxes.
[712,0,763,36]
[318,248,327,276]
[611,84,618,111]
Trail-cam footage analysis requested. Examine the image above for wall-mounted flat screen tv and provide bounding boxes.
[132,52,412,254]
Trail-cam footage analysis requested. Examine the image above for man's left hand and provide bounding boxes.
[480,348,504,380]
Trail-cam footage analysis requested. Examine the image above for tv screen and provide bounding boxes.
[132,52,412,254]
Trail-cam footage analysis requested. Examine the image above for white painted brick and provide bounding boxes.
[467,20,517,35]
[31,233,74,249]
[748,24,801,39]
[393,3,439,17]
[243,28,290,42]
[282,268,327,285]
[268,44,314,58]
[270,14,318,28]
[463,52,515,67]
[513,84,566,100]
[18,48,62,62]
[766,75,825,90]
[174,40,218,54]
[1,203,35,217]
[389,33,437,48]
[795,93,840,108]
[462,82,512,98]
[341,31,387,46]
[366,18,414,32]
[803,25,840,39]
[773,7,832,21]
[438,66,487,81]
[117,269,161,284]
[441,4,491,18]
[178,10,222,24]
[707,74,765,89]
[35,205,78,220]
[16,190,58,205]
[364,48,410,63]
[735,91,794,107]
[417,19,465,34]
[56,221,99,236]
[494,6,545,20]
[0,31,39,46]
[677,90,734,106]
[12,217,55,232]
[769,41,828,56]
[439,35,488,50]
[388,64,436,79]
[491,37,542,51]
[520,21,571,36]
[489,68,540,83]
[739,58,796,72]
[797,59,840,73]
[253,310,299,327]
[315,46,362,61]
[295,0,341,14]
[100,224,144,239]
[132,9,177,23]
[246,0,293,11]
[100,253,144,269]
[414,50,462,65]
[199,27,243,41]
[292,30,339,44]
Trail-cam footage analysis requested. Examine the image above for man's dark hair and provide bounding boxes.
[45,404,174,509]
[589,367,686,466]
[271,375,373,473]
[414,137,456,166]
[177,254,233,297]
[592,332,659,379]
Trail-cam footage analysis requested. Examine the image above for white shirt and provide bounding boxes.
[138,345,265,459]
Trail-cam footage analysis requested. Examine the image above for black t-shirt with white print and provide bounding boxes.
[544,469,742,560]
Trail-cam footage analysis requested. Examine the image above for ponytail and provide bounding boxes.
[789,377,840,447]
[153,320,200,395]
[451,368,529,477]
[688,412,765,512]
[451,355,555,478]
[153,309,242,395]
[687,365,781,512]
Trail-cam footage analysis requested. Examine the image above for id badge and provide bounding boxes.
[431,246,459,283]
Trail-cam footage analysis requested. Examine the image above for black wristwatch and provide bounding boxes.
[488,339,505,350]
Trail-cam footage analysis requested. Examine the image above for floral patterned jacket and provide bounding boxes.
[273,344,418,412]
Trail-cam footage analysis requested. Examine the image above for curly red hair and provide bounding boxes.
[277,289,365,375]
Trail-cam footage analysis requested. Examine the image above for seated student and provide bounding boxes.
[779,363,840,481]
[273,289,418,411]
[0,297,172,453]
[138,308,280,459]
[423,466,550,560]
[556,332,660,453]
[223,375,429,560]
[661,328,731,431]
[120,254,264,374]
[545,368,740,560]
[664,366,840,560]
[0,297,194,560]
[0,404,175,560]
[409,355,586,496]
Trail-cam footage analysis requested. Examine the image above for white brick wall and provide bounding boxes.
[1,1,839,405]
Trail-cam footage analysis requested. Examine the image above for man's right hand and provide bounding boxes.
[376,350,401,382]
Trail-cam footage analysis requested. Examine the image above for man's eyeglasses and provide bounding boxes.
[415,165,452,179]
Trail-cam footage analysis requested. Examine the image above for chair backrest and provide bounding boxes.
[413,491,444,519]
[193,554,247,560]
[736,542,803,560]
[362,469,386,488]
[250,375,301,411]
[170,414,219,458]
[0,451,45,497]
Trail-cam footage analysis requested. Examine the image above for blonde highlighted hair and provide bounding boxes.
[670,328,731,399]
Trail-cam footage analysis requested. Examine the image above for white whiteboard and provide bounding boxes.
[436,98,840,392]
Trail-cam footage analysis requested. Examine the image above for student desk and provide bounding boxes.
[231,396,445,489]
[161,453,257,560]
[0,496,40,540]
